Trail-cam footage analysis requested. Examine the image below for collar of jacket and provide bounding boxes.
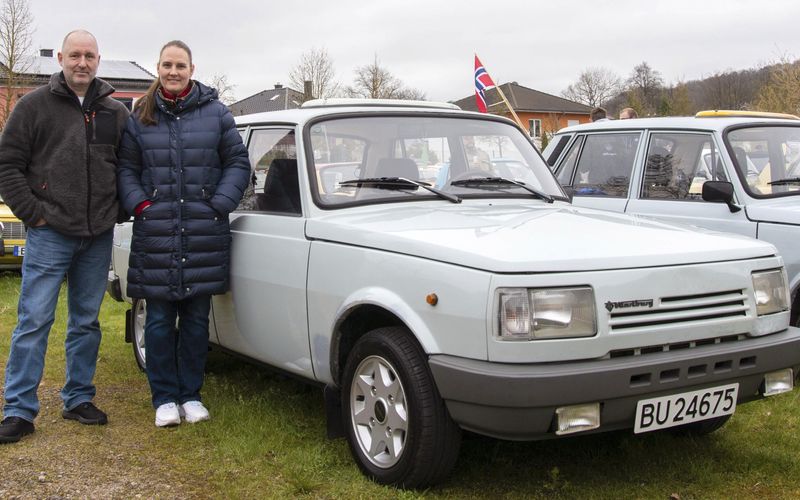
[48,72,116,110]
[154,79,218,116]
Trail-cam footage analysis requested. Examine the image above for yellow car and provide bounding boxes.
[0,194,25,269]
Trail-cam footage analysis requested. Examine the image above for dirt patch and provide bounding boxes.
[0,383,210,499]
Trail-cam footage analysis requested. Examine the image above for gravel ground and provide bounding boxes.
[0,382,209,499]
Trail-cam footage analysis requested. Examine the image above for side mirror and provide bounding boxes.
[702,181,741,213]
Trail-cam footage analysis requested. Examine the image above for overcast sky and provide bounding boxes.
[28,0,800,103]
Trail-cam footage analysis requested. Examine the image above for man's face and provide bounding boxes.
[58,33,99,96]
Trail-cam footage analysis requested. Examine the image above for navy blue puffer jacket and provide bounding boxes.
[117,81,250,301]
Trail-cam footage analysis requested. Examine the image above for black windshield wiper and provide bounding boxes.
[339,177,461,203]
[768,177,800,185]
[450,177,555,203]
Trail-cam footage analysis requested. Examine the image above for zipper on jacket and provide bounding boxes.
[84,109,96,236]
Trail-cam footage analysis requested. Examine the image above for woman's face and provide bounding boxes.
[157,46,194,95]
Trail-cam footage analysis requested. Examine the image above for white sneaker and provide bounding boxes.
[155,402,181,427]
[179,401,210,423]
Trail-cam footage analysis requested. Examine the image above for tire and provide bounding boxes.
[668,414,731,436]
[340,326,461,488]
[131,298,147,372]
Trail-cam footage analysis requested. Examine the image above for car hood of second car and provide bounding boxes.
[745,196,800,225]
[305,201,775,273]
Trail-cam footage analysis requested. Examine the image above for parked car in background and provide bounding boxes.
[0,194,25,270]
[545,111,800,327]
[108,100,800,487]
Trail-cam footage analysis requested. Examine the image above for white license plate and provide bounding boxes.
[634,383,738,433]
[13,245,24,257]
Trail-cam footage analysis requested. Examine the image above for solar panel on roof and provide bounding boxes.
[27,56,154,80]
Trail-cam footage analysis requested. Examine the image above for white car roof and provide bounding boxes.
[556,115,800,134]
[234,99,487,127]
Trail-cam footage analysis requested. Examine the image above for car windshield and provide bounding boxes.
[726,125,800,198]
[308,115,565,207]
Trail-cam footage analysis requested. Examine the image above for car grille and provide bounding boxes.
[1,221,26,240]
[608,289,748,332]
[607,333,747,359]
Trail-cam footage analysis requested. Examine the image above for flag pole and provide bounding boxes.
[493,84,528,134]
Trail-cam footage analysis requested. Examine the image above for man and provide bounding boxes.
[0,30,129,443]
[619,107,638,119]
[590,107,610,122]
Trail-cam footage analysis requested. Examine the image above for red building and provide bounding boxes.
[452,82,592,145]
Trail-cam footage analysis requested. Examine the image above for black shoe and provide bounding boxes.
[0,416,35,443]
[62,402,108,425]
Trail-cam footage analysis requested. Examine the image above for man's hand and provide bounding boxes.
[34,218,46,227]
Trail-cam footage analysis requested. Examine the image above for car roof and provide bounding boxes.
[234,99,488,127]
[556,115,800,135]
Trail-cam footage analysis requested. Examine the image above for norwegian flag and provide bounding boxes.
[474,55,496,113]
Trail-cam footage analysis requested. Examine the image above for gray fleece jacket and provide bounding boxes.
[0,72,129,237]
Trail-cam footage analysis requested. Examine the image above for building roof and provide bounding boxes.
[25,55,155,81]
[453,82,592,115]
[229,85,306,116]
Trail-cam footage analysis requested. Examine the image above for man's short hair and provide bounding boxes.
[619,107,638,119]
[61,29,97,51]
[590,107,607,122]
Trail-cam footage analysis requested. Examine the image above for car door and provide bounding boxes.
[211,126,314,378]
[626,131,755,237]
[554,132,641,213]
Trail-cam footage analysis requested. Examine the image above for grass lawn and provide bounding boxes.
[0,270,799,498]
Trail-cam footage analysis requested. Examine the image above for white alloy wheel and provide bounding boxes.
[132,298,147,371]
[350,354,408,468]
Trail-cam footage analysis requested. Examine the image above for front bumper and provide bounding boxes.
[429,327,800,440]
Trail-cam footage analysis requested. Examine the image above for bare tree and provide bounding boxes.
[626,61,664,114]
[561,67,621,108]
[346,55,425,100]
[205,73,236,105]
[289,47,339,100]
[0,0,34,129]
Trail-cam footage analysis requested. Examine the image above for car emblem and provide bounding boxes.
[605,299,654,312]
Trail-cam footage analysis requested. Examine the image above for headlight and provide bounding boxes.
[752,269,789,316]
[497,287,597,340]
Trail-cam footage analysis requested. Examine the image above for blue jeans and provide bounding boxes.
[3,226,113,422]
[144,295,211,408]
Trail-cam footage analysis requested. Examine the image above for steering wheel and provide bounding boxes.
[450,169,495,183]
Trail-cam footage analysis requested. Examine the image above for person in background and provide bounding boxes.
[619,107,638,119]
[117,40,250,427]
[591,107,610,122]
[0,29,129,443]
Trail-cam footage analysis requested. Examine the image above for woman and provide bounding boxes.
[117,40,250,427]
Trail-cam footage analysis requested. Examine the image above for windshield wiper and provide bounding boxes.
[339,177,461,203]
[768,177,800,185]
[450,177,555,203]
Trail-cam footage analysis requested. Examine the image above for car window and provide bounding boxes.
[542,134,571,167]
[641,132,722,201]
[555,136,583,185]
[572,133,639,197]
[238,128,301,214]
[726,126,800,198]
[308,116,564,207]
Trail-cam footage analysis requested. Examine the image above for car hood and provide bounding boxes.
[745,196,800,225]
[306,201,775,272]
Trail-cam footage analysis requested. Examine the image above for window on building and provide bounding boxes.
[528,119,542,138]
